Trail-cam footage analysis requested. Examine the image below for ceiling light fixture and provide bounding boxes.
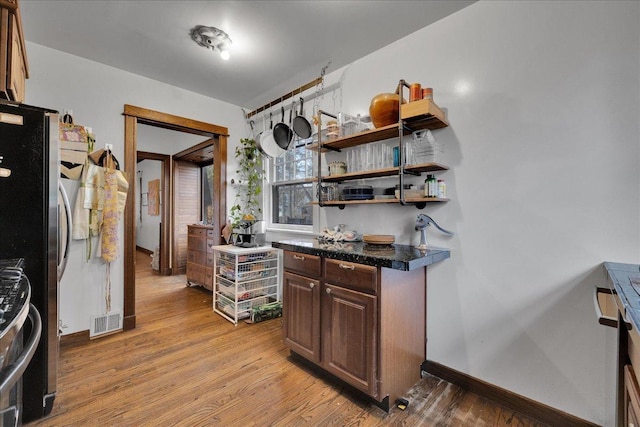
[190,25,232,60]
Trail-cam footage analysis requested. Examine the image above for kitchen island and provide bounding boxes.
[271,239,450,411]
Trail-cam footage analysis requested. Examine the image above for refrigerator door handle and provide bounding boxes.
[57,181,72,280]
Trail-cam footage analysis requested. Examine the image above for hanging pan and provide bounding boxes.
[293,97,312,140]
[273,106,293,150]
[256,112,285,158]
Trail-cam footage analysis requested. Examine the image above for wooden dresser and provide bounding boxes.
[0,0,28,103]
[186,225,214,291]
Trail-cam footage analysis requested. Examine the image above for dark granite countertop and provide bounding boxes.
[604,262,640,329]
[272,239,450,271]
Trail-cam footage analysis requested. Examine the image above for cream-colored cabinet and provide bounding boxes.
[0,1,28,103]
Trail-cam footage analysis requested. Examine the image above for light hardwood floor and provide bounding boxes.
[26,251,548,427]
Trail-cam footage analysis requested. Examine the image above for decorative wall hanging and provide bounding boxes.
[59,123,89,180]
[148,179,160,216]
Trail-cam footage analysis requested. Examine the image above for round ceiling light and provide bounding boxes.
[190,25,232,60]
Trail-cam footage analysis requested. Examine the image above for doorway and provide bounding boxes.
[136,151,170,275]
[123,105,228,330]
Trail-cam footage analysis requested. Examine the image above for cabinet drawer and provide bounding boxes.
[188,250,207,265]
[207,229,215,238]
[206,239,214,253]
[324,259,377,293]
[187,262,205,283]
[188,226,207,238]
[188,235,207,252]
[284,251,321,278]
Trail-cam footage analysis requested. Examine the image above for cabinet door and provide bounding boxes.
[8,14,25,102]
[626,365,640,427]
[322,283,377,398]
[283,271,321,363]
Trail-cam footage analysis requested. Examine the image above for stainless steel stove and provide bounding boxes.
[0,259,41,427]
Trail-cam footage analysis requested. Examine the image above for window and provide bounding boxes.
[202,163,214,223]
[268,144,314,228]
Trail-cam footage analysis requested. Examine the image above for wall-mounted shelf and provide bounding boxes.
[313,80,451,209]
[309,98,448,153]
[322,162,449,183]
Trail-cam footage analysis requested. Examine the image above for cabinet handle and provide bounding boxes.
[338,263,355,270]
[309,283,315,289]
[293,255,305,261]
[326,288,331,294]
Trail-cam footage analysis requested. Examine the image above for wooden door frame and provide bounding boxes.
[136,151,171,276]
[123,105,228,330]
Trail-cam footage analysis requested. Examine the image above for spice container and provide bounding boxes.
[422,87,433,101]
[437,179,447,198]
[410,83,422,102]
[328,161,347,176]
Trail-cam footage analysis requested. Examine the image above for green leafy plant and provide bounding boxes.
[230,138,263,229]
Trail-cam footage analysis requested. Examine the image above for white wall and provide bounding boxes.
[24,43,248,336]
[268,1,639,424]
[135,159,162,252]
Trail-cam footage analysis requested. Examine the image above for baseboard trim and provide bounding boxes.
[422,360,599,427]
[60,330,90,346]
[136,246,153,255]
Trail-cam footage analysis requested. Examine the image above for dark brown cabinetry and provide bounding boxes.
[186,225,214,291]
[282,249,427,410]
[0,0,28,103]
[283,271,321,362]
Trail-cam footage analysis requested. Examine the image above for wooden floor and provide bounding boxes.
[26,251,548,427]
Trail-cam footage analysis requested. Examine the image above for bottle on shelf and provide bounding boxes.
[424,174,437,197]
[437,179,446,198]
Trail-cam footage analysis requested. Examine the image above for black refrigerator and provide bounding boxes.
[0,100,61,422]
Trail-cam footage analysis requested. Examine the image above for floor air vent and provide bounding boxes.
[90,312,123,338]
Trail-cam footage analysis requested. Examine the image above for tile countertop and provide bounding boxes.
[271,239,450,271]
[604,262,640,329]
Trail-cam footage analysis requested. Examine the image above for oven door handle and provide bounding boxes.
[0,304,42,394]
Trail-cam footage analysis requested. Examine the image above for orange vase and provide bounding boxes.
[369,93,403,128]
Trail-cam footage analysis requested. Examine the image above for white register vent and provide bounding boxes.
[90,312,123,338]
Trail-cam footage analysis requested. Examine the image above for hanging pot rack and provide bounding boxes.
[246,76,323,119]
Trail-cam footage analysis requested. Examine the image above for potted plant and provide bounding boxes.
[230,138,263,243]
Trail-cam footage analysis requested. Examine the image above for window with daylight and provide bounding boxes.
[269,144,314,228]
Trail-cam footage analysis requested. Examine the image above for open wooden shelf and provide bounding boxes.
[321,162,449,182]
[309,99,448,152]
[313,197,449,207]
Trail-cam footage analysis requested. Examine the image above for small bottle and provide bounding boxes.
[422,88,433,101]
[424,174,437,197]
[437,179,446,198]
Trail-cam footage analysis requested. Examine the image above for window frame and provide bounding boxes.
[264,145,317,234]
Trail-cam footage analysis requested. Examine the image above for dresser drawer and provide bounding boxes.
[188,235,207,252]
[324,259,377,293]
[188,226,207,238]
[284,251,321,278]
